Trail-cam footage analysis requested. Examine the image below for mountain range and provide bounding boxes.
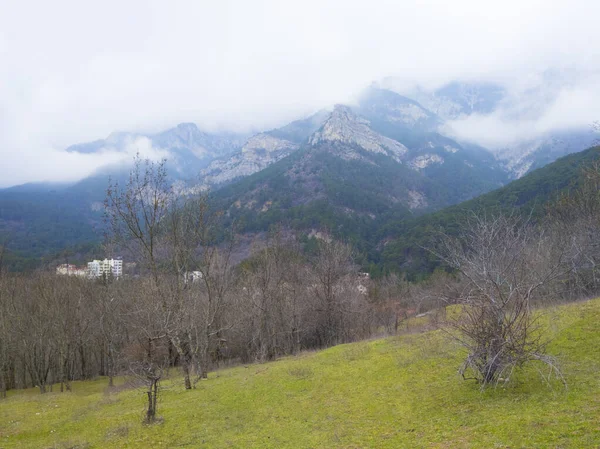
[1,82,597,272]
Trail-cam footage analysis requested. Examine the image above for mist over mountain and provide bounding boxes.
[1,65,600,270]
[0,86,512,268]
[6,66,597,191]
[63,123,249,179]
[384,70,600,177]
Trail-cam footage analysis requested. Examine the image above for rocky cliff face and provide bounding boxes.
[408,153,444,171]
[492,130,598,178]
[199,111,328,186]
[201,134,299,185]
[309,105,408,162]
[241,133,298,155]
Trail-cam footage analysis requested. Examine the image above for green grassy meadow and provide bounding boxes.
[1,298,599,448]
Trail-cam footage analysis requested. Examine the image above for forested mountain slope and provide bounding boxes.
[380,145,600,277]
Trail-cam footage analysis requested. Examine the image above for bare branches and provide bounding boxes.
[104,155,171,282]
[437,213,570,387]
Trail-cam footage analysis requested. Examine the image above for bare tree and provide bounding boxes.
[437,213,571,387]
[9,275,58,393]
[122,278,170,422]
[240,232,306,360]
[370,273,416,334]
[92,278,124,388]
[105,156,237,391]
[309,238,360,346]
[104,157,176,419]
[52,278,77,392]
[166,193,235,385]
[0,250,11,398]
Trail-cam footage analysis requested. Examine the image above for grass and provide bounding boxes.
[1,298,599,448]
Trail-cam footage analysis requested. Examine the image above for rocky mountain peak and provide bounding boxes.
[331,103,365,122]
[176,122,199,130]
[358,87,440,131]
[241,133,297,155]
[165,122,206,143]
[309,104,408,161]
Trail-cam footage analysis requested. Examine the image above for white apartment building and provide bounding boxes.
[56,264,88,277]
[183,270,203,284]
[87,258,123,278]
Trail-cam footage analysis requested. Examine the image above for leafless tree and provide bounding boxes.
[309,238,363,346]
[436,213,571,387]
[122,278,170,422]
[165,192,237,386]
[105,156,237,392]
[8,275,59,393]
[104,156,177,419]
[369,273,409,334]
[0,250,11,398]
[240,232,306,360]
[92,278,125,388]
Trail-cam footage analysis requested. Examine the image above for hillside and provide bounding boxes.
[212,102,508,262]
[0,169,122,266]
[1,298,599,448]
[381,145,600,277]
[0,189,100,257]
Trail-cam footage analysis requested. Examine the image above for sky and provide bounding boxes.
[1,0,600,187]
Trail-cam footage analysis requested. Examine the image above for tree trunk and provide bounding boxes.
[79,344,87,379]
[146,390,155,421]
[200,351,209,379]
[107,346,114,387]
[146,378,159,422]
[182,362,192,390]
[0,373,6,398]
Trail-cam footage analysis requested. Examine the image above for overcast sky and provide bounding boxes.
[1,0,600,187]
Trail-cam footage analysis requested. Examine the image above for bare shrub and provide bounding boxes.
[436,213,571,387]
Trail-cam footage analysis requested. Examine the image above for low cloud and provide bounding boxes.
[445,73,600,148]
[100,136,171,164]
[0,137,169,187]
[1,0,600,186]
